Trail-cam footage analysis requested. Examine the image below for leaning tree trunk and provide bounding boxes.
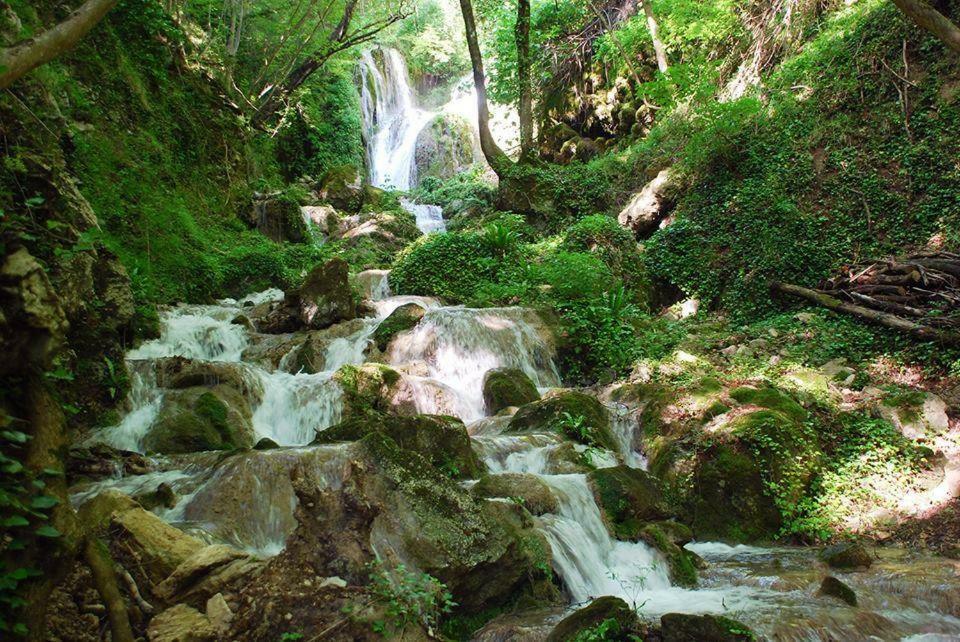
[515,0,534,160]
[459,0,512,175]
[891,0,960,53]
[0,0,117,89]
[642,0,669,73]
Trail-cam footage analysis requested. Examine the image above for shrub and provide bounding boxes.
[390,231,501,301]
[563,214,649,304]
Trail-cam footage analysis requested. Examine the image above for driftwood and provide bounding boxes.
[771,282,960,346]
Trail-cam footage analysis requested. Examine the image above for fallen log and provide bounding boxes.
[770,281,960,346]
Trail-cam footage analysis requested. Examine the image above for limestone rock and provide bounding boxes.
[879,391,949,439]
[250,193,309,243]
[0,247,69,374]
[353,269,391,300]
[260,258,356,333]
[156,544,247,600]
[588,466,671,539]
[414,113,476,181]
[155,357,264,401]
[205,593,234,634]
[318,165,363,212]
[483,367,541,415]
[110,505,204,580]
[147,604,216,642]
[472,472,559,515]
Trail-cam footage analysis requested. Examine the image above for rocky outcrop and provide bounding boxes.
[483,367,541,415]
[414,113,476,181]
[509,391,616,451]
[143,386,255,454]
[259,258,356,333]
[588,466,671,538]
[155,357,263,400]
[0,247,69,376]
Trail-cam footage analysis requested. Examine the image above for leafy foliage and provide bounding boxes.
[369,561,455,636]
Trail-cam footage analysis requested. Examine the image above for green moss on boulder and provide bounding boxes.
[483,368,541,415]
[317,413,484,479]
[318,164,363,212]
[638,523,698,587]
[509,391,615,450]
[588,465,671,540]
[143,386,254,454]
[472,473,559,515]
[373,303,425,351]
[545,596,640,642]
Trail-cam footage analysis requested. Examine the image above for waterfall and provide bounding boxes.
[358,48,434,192]
[387,306,561,421]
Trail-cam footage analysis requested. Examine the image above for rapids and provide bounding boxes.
[78,278,960,640]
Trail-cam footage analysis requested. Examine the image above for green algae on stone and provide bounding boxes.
[588,465,671,540]
[373,303,425,351]
[509,391,615,450]
[482,368,541,415]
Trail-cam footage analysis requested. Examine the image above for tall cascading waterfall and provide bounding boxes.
[358,47,446,233]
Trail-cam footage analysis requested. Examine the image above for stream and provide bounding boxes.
[74,274,960,641]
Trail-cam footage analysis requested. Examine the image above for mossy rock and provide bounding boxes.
[143,386,254,454]
[818,575,857,606]
[820,541,872,569]
[259,258,357,333]
[318,164,363,212]
[729,386,807,422]
[317,413,484,479]
[588,465,671,540]
[414,113,476,181]
[472,473,558,515]
[334,363,410,419]
[509,391,615,450]
[483,368,541,415]
[545,596,640,642]
[373,303,425,351]
[250,193,309,243]
[355,432,554,612]
[660,613,756,641]
[638,523,698,588]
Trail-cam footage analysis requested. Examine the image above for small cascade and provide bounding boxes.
[252,372,343,446]
[387,306,561,421]
[400,198,446,234]
[540,474,672,604]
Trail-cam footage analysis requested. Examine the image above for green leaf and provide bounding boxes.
[30,495,59,510]
[41,467,64,477]
[0,430,28,443]
[1,461,23,474]
[35,525,60,538]
[2,516,29,527]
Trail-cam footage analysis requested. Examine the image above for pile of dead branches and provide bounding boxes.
[771,251,960,346]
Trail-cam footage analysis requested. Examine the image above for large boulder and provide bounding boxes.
[588,466,671,540]
[334,363,419,418]
[318,164,363,212]
[878,390,950,439]
[472,472,559,515]
[155,357,263,401]
[143,385,255,454]
[821,541,872,569]
[373,302,425,351]
[545,596,641,642]
[483,367,541,415]
[660,613,756,642]
[249,192,308,243]
[649,386,822,543]
[638,523,699,587]
[414,113,476,181]
[316,413,484,479]
[259,258,356,333]
[510,391,616,451]
[356,432,556,612]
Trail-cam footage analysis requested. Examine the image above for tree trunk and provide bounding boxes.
[641,0,669,73]
[0,0,117,89]
[515,0,534,160]
[891,0,960,53]
[770,281,960,345]
[459,0,512,175]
